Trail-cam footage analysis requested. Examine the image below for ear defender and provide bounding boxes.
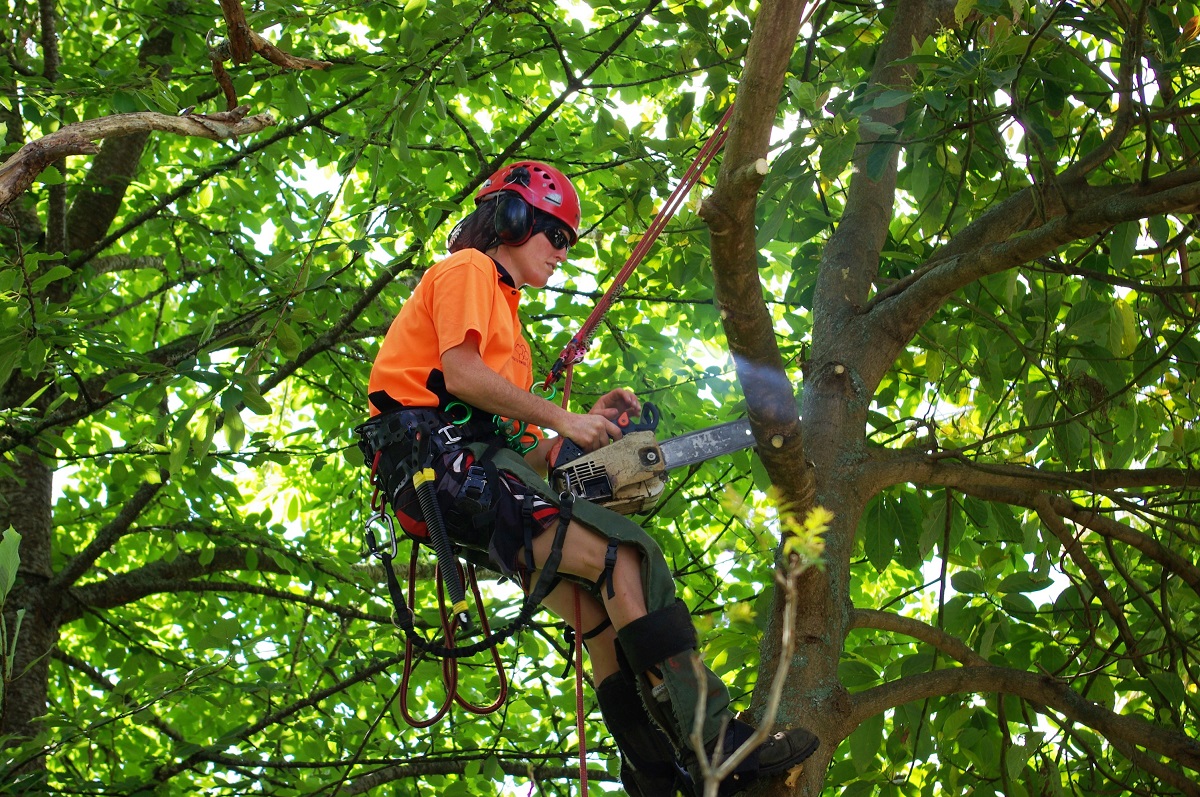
[493,192,534,246]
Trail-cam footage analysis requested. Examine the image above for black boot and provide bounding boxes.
[597,671,695,797]
[703,717,819,797]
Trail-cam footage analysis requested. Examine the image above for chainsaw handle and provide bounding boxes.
[552,403,661,470]
[616,401,660,434]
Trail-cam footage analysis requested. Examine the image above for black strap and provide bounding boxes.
[368,390,405,414]
[596,539,619,600]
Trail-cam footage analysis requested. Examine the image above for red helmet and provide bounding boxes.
[476,161,582,240]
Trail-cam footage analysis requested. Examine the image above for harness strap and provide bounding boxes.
[583,616,613,641]
[596,538,619,600]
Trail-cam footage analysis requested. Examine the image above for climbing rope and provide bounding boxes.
[543,102,737,398]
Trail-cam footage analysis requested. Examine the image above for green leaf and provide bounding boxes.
[997,572,1053,593]
[31,265,72,293]
[0,528,21,604]
[861,496,896,572]
[1109,222,1137,272]
[37,165,66,186]
[848,710,885,773]
[275,322,303,358]
[241,383,273,415]
[951,571,986,594]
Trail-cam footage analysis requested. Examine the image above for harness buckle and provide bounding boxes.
[436,423,464,448]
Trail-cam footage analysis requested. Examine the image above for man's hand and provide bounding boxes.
[588,388,641,423]
[557,411,621,453]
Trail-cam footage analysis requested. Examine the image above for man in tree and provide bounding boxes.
[357,160,819,795]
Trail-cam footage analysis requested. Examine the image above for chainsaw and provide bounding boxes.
[549,402,756,515]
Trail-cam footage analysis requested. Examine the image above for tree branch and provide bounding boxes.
[702,0,814,513]
[0,107,277,213]
[874,169,1200,348]
[61,546,297,621]
[848,608,987,667]
[49,479,166,594]
[864,450,1200,596]
[848,666,1200,773]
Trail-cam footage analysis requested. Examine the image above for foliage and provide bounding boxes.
[1,0,1198,795]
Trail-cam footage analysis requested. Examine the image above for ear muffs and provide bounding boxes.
[493,192,534,246]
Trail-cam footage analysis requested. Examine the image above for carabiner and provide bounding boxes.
[510,432,539,456]
[364,510,398,560]
[493,415,526,440]
[445,401,473,425]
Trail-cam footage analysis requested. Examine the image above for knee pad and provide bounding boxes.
[615,600,697,675]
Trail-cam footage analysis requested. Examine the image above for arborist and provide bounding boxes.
[354,161,819,796]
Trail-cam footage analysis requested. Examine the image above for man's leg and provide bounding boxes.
[525,521,818,795]
[537,580,694,797]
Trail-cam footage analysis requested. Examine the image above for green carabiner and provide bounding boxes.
[493,415,525,439]
[445,401,473,425]
[511,431,539,455]
[533,383,558,401]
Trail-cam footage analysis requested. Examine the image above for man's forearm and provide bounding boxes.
[442,346,567,431]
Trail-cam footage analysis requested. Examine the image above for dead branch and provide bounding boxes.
[208,4,334,111]
[690,552,814,797]
[0,107,277,212]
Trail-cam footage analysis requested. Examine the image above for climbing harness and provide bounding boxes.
[355,408,578,723]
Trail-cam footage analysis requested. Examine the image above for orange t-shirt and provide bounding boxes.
[368,249,538,422]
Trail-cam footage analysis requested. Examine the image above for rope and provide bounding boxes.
[573,585,589,796]
[543,102,737,392]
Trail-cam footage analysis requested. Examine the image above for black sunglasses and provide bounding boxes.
[542,225,572,252]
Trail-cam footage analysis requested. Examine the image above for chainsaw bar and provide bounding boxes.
[659,418,755,471]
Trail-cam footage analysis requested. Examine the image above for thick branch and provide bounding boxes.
[866,448,1200,497]
[62,546,293,621]
[701,0,811,505]
[865,450,1200,595]
[875,170,1200,346]
[0,107,277,213]
[848,608,987,666]
[49,479,166,594]
[218,0,254,64]
[61,21,176,254]
[848,666,1200,772]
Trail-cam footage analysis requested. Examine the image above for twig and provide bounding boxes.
[689,552,811,797]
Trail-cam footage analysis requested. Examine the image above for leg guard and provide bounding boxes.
[615,601,730,753]
[615,603,820,796]
[597,671,695,797]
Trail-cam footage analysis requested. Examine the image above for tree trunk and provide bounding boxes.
[0,449,58,761]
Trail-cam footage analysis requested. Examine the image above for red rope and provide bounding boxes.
[573,585,588,796]
[543,103,737,391]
